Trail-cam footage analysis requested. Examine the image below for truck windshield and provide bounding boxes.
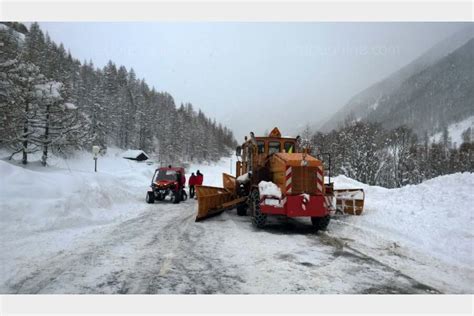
[268,141,281,154]
[155,169,178,181]
[284,142,295,153]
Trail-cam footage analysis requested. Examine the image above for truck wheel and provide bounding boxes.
[311,215,330,231]
[237,203,247,216]
[250,190,266,228]
[146,191,155,204]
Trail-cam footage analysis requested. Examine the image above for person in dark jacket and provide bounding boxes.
[196,170,204,186]
[188,172,197,198]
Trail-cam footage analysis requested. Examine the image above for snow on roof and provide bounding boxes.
[122,150,149,159]
[62,102,77,110]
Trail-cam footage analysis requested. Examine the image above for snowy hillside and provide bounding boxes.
[0,150,472,293]
[364,38,474,135]
[430,115,474,146]
[321,25,474,135]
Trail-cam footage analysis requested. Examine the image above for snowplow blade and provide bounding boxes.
[195,185,234,221]
[195,173,247,221]
[334,189,365,215]
[222,173,236,193]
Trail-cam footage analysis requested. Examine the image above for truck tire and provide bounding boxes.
[237,203,247,216]
[250,189,266,228]
[311,215,330,231]
[146,191,155,204]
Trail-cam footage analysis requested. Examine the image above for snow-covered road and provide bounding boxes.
[2,199,439,294]
[1,149,472,294]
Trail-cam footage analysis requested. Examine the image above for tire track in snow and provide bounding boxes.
[4,204,186,293]
[142,213,245,294]
[318,227,442,294]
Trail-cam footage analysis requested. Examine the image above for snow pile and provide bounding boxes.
[331,173,474,286]
[0,148,156,236]
[258,181,282,199]
[237,172,250,182]
[330,174,368,190]
[0,148,158,289]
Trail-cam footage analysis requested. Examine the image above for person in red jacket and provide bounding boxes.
[196,170,204,186]
[188,172,197,198]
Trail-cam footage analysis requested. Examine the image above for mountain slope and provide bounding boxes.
[365,39,474,135]
[321,25,474,133]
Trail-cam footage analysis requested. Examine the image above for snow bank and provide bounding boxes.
[0,148,159,289]
[0,148,156,236]
[332,173,474,268]
[330,174,369,190]
[258,181,282,199]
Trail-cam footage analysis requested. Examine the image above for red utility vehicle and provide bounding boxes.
[146,167,187,204]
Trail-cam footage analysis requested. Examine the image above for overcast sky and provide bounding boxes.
[36,22,467,141]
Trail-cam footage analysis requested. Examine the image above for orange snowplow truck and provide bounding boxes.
[195,127,364,230]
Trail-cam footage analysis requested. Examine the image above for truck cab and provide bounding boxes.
[236,127,299,181]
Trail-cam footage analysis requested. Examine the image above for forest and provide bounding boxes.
[0,22,237,166]
[308,121,473,188]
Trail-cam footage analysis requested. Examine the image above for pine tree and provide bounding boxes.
[3,61,46,164]
[32,81,83,165]
[1,22,237,165]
